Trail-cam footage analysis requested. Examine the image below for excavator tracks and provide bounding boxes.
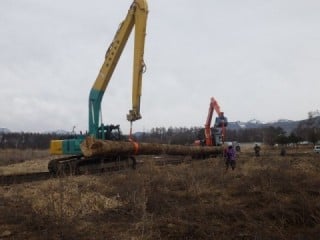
[48,154,137,175]
[0,155,194,186]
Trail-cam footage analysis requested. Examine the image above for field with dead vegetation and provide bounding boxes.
[0,146,320,239]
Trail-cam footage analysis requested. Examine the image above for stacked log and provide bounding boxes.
[80,136,223,157]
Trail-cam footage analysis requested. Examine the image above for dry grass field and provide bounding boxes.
[0,149,49,167]
[0,146,320,239]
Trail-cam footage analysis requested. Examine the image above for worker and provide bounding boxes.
[225,143,236,171]
[280,147,286,156]
[254,143,261,157]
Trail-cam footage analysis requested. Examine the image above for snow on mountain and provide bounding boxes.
[41,129,72,135]
[267,119,294,124]
[54,130,72,135]
[228,118,300,133]
[277,119,293,123]
[247,119,264,124]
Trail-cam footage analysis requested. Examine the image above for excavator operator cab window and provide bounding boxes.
[214,116,228,128]
[97,124,121,140]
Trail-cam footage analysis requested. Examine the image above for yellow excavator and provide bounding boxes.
[49,0,148,174]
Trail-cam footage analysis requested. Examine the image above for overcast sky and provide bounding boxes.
[1,0,319,133]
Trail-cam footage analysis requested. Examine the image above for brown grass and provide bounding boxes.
[0,149,50,175]
[0,147,320,239]
[0,149,49,165]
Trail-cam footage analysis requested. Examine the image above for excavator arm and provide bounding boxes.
[89,0,148,137]
[204,97,227,146]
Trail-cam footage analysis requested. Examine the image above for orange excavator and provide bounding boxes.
[195,97,227,146]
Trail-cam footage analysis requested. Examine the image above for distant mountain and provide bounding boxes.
[228,118,301,134]
[264,119,299,134]
[133,132,145,137]
[2,116,320,135]
[43,130,72,135]
[247,119,264,125]
[0,128,10,134]
[296,116,320,129]
[309,110,320,118]
[228,121,264,130]
[55,129,72,135]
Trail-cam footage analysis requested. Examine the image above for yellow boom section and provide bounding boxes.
[91,0,148,124]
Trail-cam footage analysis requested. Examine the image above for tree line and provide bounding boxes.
[0,133,75,149]
[134,115,320,146]
[136,125,316,146]
[0,119,319,149]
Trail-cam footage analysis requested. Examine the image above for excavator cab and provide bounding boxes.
[97,124,122,141]
[214,112,228,128]
[212,112,228,146]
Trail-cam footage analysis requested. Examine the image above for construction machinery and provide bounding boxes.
[48,0,148,174]
[195,97,228,146]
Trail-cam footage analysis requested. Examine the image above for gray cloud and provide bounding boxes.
[1,0,319,133]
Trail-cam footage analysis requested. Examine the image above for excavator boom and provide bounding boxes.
[205,97,222,145]
[205,97,222,129]
[89,0,148,136]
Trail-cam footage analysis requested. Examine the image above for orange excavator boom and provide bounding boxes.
[204,97,227,146]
